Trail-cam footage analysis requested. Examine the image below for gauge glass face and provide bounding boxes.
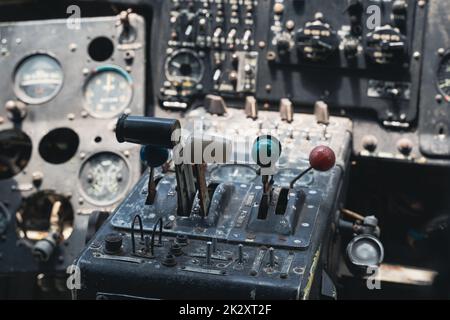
[84,68,133,118]
[14,54,64,104]
[166,50,204,83]
[0,129,32,180]
[437,53,450,102]
[274,168,314,188]
[79,152,130,205]
[210,165,257,184]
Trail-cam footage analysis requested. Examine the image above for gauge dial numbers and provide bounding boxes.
[79,152,130,206]
[437,53,450,102]
[13,54,64,104]
[83,66,133,119]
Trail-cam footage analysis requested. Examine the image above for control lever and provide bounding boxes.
[140,145,170,205]
[290,146,336,188]
[116,114,230,218]
[252,136,282,218]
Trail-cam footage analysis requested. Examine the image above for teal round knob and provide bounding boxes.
[252,135,282,168]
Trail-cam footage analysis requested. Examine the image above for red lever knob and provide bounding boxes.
[309,146,336,172]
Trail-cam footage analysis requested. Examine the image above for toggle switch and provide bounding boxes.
[279,98,294,123]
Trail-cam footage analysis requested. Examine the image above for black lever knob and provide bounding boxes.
[116,114,181,149]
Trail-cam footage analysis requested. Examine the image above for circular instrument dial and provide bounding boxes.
[79,152,130,206]
[165,49,204,84]
[437,53,450,102]
[14,54,64,104]
[84,66,133,118]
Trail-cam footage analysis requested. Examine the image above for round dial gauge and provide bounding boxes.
[165,49,204,84]
[14,54,64,104]
[274,168,314,188]
[79,152,130,206]
[84,66,133,118]
[210,165,258,184]
[437,53,450,102]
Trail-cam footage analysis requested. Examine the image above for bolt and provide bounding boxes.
[266,51,277,61]
[397,138,413,156]
[362,135,378,152]
[32,171,44,186]
[286,20,295,31]
[69,43,77,52]
[413,51,421,60]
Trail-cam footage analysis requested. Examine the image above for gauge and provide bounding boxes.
[165,49,204,84]
[0,129,32,180]
[274,168,314,188]
[14,54,64,104]
[209,165,258,184]
[437,53,450,102]
[79,152,130,206]
[84,66,133,118]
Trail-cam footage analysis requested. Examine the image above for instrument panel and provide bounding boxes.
[0,13,146,280]
[150,0,450,166]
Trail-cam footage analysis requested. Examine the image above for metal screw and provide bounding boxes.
[69,43,77,52]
